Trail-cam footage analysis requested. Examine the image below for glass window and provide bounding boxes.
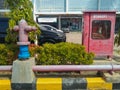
[35,0,66,12]
[43,26,56,31]
[61,17,82,31]
[68,0,98,12]
[100,0,120,11]
[40,25,57,31]
[39,26,47,30]
[92,20,111,39]
[115,17,120,33]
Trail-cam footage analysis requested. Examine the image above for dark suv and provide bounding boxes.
[38,24,66,45]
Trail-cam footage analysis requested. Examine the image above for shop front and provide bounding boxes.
[61,17,82,32]
[36,15,82,32]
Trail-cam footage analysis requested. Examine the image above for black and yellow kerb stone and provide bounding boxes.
[0,77,120,90]
[36,77,113,90]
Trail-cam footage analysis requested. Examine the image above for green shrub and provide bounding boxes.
[0,42,94,65]
[0,44,8,65]
[6,44,19,64]
[0,44,19,65]
[29,42,94,65]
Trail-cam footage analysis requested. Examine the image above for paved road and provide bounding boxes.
[66,32,82,44]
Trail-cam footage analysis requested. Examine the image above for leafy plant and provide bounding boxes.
[0,44,19,65]
[29,42,94,65]
[114,29,120,46]
[5,0,40,43]
[0,42,94,65]
[0,44,8,64]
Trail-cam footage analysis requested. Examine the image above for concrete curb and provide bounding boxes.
[36,77,113,90]
[0,79,11,90]
[1,77,119,90]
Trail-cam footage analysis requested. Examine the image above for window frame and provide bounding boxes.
[91,20,111,40]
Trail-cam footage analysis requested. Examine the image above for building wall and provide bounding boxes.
[0,0,9,17]
[34,0,98,14]
[100,0,120,11]
[33,0,120,32]
[34,0,120,14]
[0,0,120,32]
[35,0,66,12]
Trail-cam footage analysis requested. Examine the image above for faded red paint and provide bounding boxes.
[82,11,116,57]
[13,19,36,45]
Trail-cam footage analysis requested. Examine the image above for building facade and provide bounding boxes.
[0,0,9,16]
[0,0,120,32]
[33,0,120,32]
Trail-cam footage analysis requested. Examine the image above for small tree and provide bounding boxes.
[114,16,120,46]
[114,29,120,46]
[5,0,40,43]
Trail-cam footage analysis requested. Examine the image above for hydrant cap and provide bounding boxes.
[19,19,27,25]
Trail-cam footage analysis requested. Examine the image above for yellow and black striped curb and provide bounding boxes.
[0,79,11,90]
[36,77,116,90]
[0,77,120,90]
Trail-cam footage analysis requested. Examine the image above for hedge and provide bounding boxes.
[29,42,94,65]
[0,44,19,65]
[0,42,94,65]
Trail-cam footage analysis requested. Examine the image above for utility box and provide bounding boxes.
[82,11,116,58]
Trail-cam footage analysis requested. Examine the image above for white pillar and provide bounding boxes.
[98,0,100,10]
[66,0,68,12]
[58,16,61,30]
[33,0,37,22]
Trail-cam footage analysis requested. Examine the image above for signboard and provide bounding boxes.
[38,17,57,23]
[93,14,108,19]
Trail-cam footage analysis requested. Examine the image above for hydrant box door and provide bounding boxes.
[88,12,115,56]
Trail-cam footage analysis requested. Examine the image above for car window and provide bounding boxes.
[40,26,48,30]
[43,25,57,31]
[39,24,58,31]
[44,26,52,30]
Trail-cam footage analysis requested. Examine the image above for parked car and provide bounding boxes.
[0,21,66,45]
[38,24,66,45]
[38,24,63,32]
[0,18,9,43]
[61,27,70,33]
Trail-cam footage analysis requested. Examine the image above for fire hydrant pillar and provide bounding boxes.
[14,19,36,60]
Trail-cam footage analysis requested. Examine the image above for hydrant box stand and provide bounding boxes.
[82,11,116,58]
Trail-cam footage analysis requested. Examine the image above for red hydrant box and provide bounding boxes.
[82,11,116,58]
